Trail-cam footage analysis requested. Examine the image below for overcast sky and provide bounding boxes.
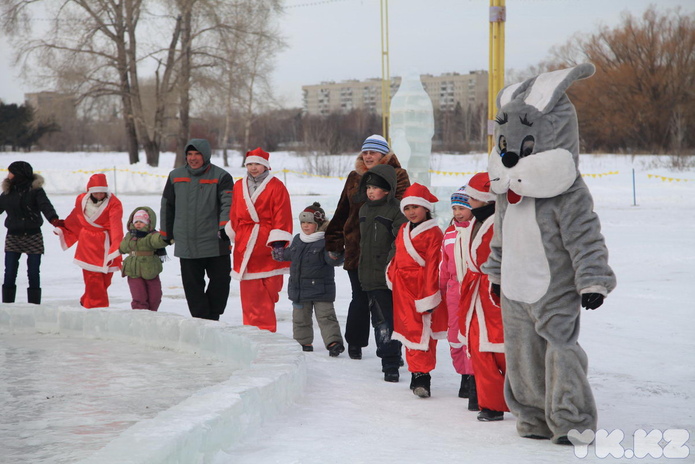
[1,0,692,108]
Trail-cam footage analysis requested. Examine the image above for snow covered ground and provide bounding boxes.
[1,150,694,463]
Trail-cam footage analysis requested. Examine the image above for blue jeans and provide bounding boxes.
[4,251,42,288]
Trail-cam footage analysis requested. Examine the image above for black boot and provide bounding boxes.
[2,284,16,303]
[27,287,42,305]
[468,375,479,411]
[411,372,431,398]
[477,408,504,421]
[458,374,471,398]
[383,368,399,383]
[348,345,362,360]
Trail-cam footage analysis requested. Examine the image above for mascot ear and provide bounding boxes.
[524,63,595,114]
[496,63,595,114]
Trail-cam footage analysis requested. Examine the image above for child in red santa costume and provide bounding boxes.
[457,172,508,421]
[225,148,292,332]
[387,183,448,398]
[55,173,124,308]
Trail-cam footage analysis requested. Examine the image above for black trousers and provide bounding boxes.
[366,288,402,371]
[344,269,370,347]
[180,255,231,321]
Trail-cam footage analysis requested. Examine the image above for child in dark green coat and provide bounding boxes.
[119,206,169,311]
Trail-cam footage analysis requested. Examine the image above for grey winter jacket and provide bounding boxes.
[280,233,343,303]
[160,139,234,259]
[357,164,407,292]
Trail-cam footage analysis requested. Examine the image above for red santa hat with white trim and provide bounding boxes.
[465,172,496,202]
[400,182,439,213]
[86,173,109,194]
[244,147,271,170]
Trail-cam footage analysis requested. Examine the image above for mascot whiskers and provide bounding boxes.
[483,63,617,445]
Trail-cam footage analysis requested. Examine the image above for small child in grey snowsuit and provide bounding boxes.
[119,207,169,311]
[272,202,345,356]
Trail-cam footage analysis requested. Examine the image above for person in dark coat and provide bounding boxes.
[273,202,345,356]
[0,161,62,304]
[324,134,410,360]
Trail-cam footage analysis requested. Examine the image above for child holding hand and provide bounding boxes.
[119,207,169,311]
[273,202,345,356]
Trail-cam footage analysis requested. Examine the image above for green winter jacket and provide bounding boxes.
[160,138,234,259]
[357,164,407,292]
[119,206,168,280]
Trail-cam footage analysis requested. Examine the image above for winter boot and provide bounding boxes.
[348,345,362,360]
[477,408,504,422]
[27,287,42,305]
[458,374,471,398]
[467,375,479,411]
[2,285,17,303]
[301,344,313,352]
[383,368,399,383]
[327,342,345,357]
[411,372,431,398]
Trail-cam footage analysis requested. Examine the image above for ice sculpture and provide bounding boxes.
[389,71,435,187]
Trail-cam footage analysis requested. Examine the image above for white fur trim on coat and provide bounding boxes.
[392,312,434,351]
[415,292,441,313]
[267,229,293,245]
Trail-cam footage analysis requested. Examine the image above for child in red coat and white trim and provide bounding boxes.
[226,148,293,332]
[458,172,508,421]
[387,183,448,398]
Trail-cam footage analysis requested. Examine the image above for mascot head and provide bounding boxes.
[488,63,595,203]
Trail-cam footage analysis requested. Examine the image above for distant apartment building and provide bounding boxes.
[302,70,488,116]
[25,91,77,122]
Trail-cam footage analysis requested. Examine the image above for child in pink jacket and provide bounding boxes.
[439,186,476,408]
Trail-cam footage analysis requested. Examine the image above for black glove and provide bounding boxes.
[581,293,604,310]
[218,228,228,241]
[162,236,173,245]
[491,283,500,297]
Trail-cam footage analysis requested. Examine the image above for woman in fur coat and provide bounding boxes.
[324,134,410,360]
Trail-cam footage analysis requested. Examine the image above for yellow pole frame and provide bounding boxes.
[380,0,390,141]
[488,0,505,154]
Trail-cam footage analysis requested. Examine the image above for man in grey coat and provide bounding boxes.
[160,138,234,320]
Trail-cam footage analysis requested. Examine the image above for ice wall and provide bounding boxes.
[0,305,306,464]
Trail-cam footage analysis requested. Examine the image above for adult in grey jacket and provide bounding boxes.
[160,138,234,320]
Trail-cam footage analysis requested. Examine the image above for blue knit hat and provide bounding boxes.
[361,134,389,155]
[451,185,472,209]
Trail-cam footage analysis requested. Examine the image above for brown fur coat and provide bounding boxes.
[324,152,410,270]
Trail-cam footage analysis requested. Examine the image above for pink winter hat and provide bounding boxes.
[133,209,150,225]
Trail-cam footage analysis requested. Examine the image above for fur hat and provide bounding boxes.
[451,185,472,209]
[86,173,109,194]
[465,172,495,203]
[133,209,150,225]
[245,147,271,170]
[361,134,389,155]
[364,171,391,192]
[299,202,326,226]
[400,183,438,213]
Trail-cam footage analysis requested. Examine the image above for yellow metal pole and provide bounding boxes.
[488,0,506,154]
[380,0,390,141]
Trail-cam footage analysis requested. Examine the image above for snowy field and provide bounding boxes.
[1,149,694,463]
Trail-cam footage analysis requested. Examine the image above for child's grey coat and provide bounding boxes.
[482,63,617,444]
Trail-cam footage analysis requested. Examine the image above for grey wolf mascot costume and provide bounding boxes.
[483,63,617,444]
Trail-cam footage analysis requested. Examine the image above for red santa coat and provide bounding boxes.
[458,216,504,353]
[387,219,448,350]
[57,192,124,273]
[225,174,292,280]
